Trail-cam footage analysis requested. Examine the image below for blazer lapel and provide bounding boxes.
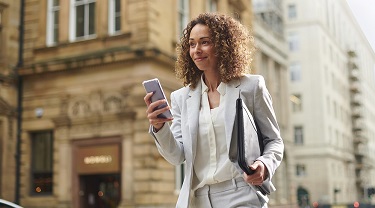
[185,78,240,159]
[225,79,241,152]
[186,81,202,161]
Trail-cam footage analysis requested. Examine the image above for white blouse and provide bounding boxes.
[192,78,240,191]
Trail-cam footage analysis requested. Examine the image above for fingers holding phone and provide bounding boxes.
[144,92,173,130]
[142,79,174,131]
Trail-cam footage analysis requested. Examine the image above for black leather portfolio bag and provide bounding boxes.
[229,95,275,196]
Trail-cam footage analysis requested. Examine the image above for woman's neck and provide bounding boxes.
[203,71,220,92]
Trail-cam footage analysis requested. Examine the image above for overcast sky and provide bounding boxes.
[346,0,375,52]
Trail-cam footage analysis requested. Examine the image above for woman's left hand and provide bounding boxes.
[243,160,269,186]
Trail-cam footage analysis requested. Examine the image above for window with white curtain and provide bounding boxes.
[108,0,121,35]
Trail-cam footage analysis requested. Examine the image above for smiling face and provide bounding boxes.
[189,24,218,72]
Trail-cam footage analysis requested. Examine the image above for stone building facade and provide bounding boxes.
[15,0,293,207]
[0,0,19,203]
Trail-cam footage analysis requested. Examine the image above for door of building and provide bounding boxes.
[79,174,120,208]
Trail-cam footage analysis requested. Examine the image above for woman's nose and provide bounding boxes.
[194,44,202,53]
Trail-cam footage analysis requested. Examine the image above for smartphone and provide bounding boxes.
[142,78,173,119]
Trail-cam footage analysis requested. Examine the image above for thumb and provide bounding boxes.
[249,162,259,170]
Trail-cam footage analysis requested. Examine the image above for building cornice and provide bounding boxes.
[18,46,176,76]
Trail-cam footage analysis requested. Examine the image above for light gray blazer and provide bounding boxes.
[149,74,284,208]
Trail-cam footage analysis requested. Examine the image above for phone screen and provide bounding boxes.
[142,78,173,119]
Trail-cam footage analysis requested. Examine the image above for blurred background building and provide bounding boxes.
[17,0,181,207]
[284,0,375,206]
[252,0,294,207]
[0,0,19,203]
[0,0,374,208]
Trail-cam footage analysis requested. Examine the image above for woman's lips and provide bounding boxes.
[194,57,206,61]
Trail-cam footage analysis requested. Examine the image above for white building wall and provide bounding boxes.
[284,0,375,205]
[252,0,295,205]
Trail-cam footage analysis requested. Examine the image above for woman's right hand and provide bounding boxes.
[144,92,173,131]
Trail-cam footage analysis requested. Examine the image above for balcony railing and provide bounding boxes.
[352,118,364,131]
[354,144,367,157]
[347,50,357,58]
[350,82,361,93]
[349,68,360,80]
[353,132,367,144]
[351,94,362,107]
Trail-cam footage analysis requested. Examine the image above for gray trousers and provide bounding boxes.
[191,177,267,208]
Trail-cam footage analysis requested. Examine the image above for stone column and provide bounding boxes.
[118,117,135,208]
[53,117,73,208]
[55,138,73,208]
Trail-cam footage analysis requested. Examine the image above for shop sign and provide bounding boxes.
[77,144,120,174]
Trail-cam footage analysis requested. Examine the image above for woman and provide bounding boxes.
[144,13,284,208]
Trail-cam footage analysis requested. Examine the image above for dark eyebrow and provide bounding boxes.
[189,36,210,40]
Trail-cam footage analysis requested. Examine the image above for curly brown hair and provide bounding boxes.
[175,12,255,89]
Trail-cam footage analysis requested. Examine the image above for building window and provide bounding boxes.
[288,33,299,52]
[108,0,121,35]
[288,4,296,19]
[333,101,337,119]
[70,0,96,41]
[175,163,185,194]
[31,131,53,195]
[291,94,302,112]
[296,164,306,176]
[177,0,189,38]
[206,0,217,12]
[46,0,60,46]
[290,62,301,81]
[294,126,304,145]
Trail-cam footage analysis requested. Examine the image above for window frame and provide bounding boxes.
[46,0,60,46]
[290,62,301,81]
[288,32,299,52]
[291,94,302,112]
[294,126,304,145]
[296,164,306,176]
[288,4,297,19]
[30,131,54,196]
[108,0,121,35]
[177,0,189,38]
[69,0,97,42]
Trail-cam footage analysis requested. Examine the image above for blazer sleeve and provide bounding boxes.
[148,91,185,166]
[253,76,284,180]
